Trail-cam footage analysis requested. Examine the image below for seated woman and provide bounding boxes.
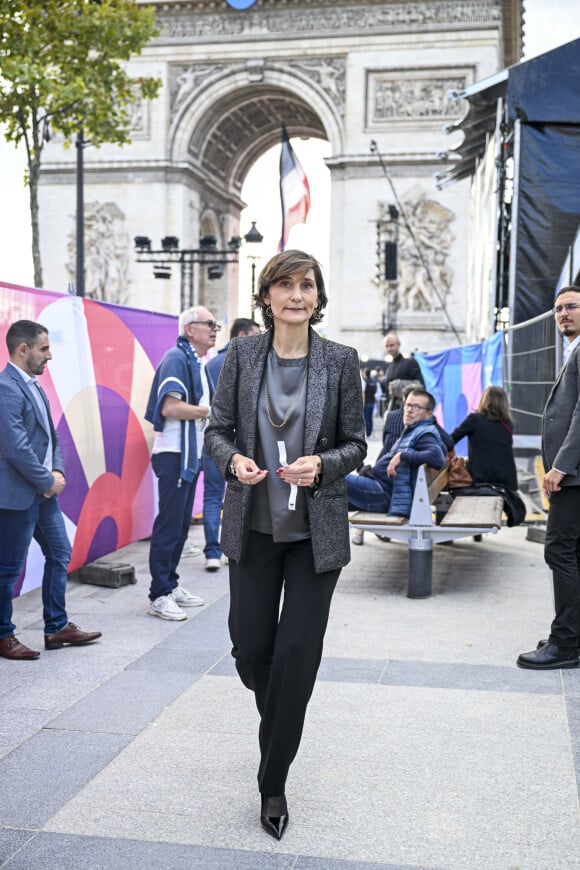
[347,388,446,544]
[451,386,518,490]
[450,386,525,526]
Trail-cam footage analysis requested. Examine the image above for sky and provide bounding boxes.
[1,0,579,292]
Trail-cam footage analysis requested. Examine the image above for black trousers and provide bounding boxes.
[228,531,340,796]
[545,486,580,648]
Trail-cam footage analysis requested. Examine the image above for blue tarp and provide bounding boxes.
[415,330,503,450]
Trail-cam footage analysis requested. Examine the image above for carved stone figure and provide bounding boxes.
[67,202,130,304]
[395,192,456,312]
[292,58,346,116]
[171,64,222,113]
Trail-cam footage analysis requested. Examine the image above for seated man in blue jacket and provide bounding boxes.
[347,388,446,544]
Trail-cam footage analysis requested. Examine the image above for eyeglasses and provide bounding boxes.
[187,320,221,331]
[553,303,580,315]
[404,403,429,412]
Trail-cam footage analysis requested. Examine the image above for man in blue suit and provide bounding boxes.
[0,320,101,660]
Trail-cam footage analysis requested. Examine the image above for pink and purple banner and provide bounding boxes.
[0,281,179,596]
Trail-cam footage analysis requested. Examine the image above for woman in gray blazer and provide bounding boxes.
[204,250,366,839]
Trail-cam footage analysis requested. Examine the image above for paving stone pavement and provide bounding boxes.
[1,513,580,869]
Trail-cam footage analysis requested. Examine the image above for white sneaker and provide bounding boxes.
[351,528,364,545]
[172,586,204,607]
[205,558,221,572]
[181,540,202,557]
[148,595,187,621]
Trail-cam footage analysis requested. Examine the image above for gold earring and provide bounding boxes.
[311,306,323,321]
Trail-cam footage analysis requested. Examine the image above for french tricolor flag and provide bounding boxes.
[278,126,311,251]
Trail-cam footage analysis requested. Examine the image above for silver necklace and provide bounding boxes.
[264,367,307,429]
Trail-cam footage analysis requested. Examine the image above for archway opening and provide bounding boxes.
[237,136,332,321]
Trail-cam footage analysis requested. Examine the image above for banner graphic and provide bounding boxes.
[0,282,177,596]
[414,330,504,452]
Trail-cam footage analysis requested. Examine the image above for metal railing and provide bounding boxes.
[503,310,558,451]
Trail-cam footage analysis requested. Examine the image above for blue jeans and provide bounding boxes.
[0,495,71,638]
[202,451,224,560]
[346,472,392,512]
[149,452,200,601]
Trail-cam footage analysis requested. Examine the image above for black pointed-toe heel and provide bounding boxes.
[260,794,289,840]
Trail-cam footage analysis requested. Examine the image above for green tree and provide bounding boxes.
[0,0,161,287]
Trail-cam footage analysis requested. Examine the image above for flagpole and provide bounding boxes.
[279,126,288,251]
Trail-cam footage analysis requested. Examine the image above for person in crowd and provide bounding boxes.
[0,320,101,660]
[381,380,426,452]
[144,306,218,620]
[348,388,446,545]
[383,332,424,409]
[450,386,518,491]
[376,369,387,416]
[202,317,260,571]
[362,367,378,437]
[518,285,580,670]
[204,249,366,840]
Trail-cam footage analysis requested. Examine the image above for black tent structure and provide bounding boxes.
[438,37,580,443]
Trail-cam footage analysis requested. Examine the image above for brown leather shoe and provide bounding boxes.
[0,635,40,660]
[44,622,102,650]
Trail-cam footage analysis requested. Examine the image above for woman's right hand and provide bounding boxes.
[232,454,269,485]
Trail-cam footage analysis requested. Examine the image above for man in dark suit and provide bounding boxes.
[518,286,580,669]
[383,332,424,410]
[0,320,101,660]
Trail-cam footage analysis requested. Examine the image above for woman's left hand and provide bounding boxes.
[276,455,321,487]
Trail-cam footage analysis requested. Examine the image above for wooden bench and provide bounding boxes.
[348,464,504,598]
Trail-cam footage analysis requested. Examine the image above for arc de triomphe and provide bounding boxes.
[38,0,520,358]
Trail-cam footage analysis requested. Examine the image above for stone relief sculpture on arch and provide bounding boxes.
[67,202,131,305]
[378,191,455,315]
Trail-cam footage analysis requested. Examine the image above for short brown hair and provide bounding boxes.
[407,388,435,412]
[254,249,328,330]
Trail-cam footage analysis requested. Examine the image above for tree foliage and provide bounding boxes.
[0,0,161,287]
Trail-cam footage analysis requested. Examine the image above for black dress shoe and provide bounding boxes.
[517,643,579,670]
[537,638,580,649]
[260,794,289,840]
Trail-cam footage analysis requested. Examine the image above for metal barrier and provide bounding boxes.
[502,309,560,514]
[504,310,558,451]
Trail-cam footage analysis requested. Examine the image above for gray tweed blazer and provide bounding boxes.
[542,341,580,486]
[204,328,366,573]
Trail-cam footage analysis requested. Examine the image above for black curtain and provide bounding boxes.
[513,123,580,323]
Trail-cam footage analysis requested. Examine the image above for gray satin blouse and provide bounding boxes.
[250,348,310,542]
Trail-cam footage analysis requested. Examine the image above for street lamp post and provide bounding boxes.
[243,221,264,316]
[75,130,85,297]
[42,121,87,296]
